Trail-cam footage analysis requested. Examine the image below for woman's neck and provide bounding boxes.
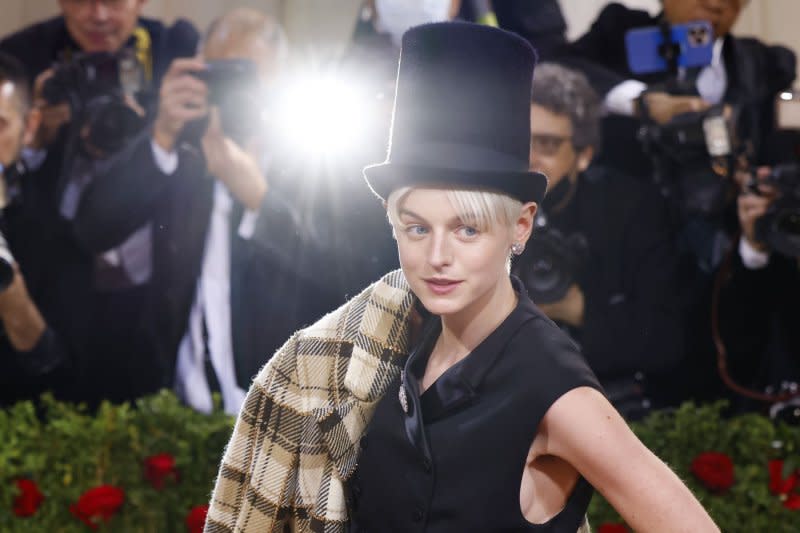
[433,276,517,366]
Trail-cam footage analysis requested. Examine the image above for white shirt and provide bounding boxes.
[151,140,260,415]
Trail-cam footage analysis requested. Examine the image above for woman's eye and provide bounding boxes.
[406,225,428,236]
[458,226,479,237]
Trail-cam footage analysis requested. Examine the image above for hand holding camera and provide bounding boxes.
[738,167,776,252]
[636,91,711,125]
[200,107,266,210]
[154,57,266,209]
[153,57,209,152]
[0,261,46,352]
[536,283,586,328]
[30,68,71,150]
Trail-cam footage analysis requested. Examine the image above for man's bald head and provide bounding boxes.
[202,8,289,85]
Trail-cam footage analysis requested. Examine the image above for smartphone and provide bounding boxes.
[625,20,714,75]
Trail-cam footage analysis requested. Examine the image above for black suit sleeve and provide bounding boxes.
[580,176,685,378]
[241,182,339,289]
[717,249,800,382]
[73,131,175,252]
[13,327,69,376]
[554,3,646,97]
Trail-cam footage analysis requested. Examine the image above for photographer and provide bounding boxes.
[557,0,795,182]
[0,1,199,406]
[521,63,685,417]
[0,52,72,406]
[74,9,338,415]
[712,167,800,409]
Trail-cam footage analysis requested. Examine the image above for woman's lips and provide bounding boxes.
[425,278,462,295]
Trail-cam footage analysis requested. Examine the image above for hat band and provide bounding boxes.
[390,141,529,173]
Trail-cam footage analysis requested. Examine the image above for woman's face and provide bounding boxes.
[394,188,517,319]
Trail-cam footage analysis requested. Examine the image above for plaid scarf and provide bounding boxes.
[205,270,416,533]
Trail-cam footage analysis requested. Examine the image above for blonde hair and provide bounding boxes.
[386,186,522,233]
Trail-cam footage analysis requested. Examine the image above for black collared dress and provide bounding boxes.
[349,277,603,532]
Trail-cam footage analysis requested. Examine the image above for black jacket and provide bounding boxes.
[717,250,800,396]
[557,3,796,177]
[537,166,685,385]
[74,132,339,390]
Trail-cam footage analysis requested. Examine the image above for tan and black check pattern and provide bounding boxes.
[205,270,416,533]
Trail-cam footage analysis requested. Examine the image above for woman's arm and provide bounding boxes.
[538,386,719,533]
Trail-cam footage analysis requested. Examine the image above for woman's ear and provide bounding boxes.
[514,201,538,245]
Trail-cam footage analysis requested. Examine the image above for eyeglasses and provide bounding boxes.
[63,0,134,10]
[530,134,571,156]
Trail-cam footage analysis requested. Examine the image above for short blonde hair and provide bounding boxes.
[386,186,522,232]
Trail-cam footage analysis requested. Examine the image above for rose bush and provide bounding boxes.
[2,393,799,531]
[588,402,800,532]
[0,391,232,532]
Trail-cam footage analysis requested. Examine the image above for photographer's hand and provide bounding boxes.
[636,92,711,125]
[153,58,209,152]
[737,168,777,253]
[30,69,71,150]
[537,283,585,328]
[0,266,46,352]
[202,108,266,210]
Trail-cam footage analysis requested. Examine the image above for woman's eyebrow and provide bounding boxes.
[399,208,479,227]
[398,208,426,222]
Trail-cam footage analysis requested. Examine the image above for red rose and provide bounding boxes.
[13,479,45,517]
[690,451,735,492]
[768,459,798,495]
[598,523,628,533]
[69,485,125,530]
[144,452,179,490]
[768,459,800,510]
[186,504,209,533]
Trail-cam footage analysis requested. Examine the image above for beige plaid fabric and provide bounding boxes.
[205,270,416,533]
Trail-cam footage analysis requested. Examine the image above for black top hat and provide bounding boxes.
[363,22,547,204]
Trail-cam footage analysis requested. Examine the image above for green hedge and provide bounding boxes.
[589,402,800,532]
[0,391,232,532]
[1,393,798,531]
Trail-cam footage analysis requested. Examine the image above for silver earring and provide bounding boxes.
[511,243,525,256]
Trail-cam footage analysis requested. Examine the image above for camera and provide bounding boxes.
[748,163,800,257]
[191,59,263,144]
[638,103,736,217]
[42,48,145,156]
[511,212,589,304]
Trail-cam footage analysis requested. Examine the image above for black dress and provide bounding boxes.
[350,277,603,532]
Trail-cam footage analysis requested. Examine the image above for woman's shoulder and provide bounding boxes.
[506,306,603,398]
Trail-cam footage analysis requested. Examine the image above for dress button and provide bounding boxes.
[352,484,362,496]
[422,457,432,473]
[412,508,424,522]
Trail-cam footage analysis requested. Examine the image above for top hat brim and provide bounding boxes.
[363,162,548,205]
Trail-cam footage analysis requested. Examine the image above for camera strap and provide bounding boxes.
[131,26,153,84]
